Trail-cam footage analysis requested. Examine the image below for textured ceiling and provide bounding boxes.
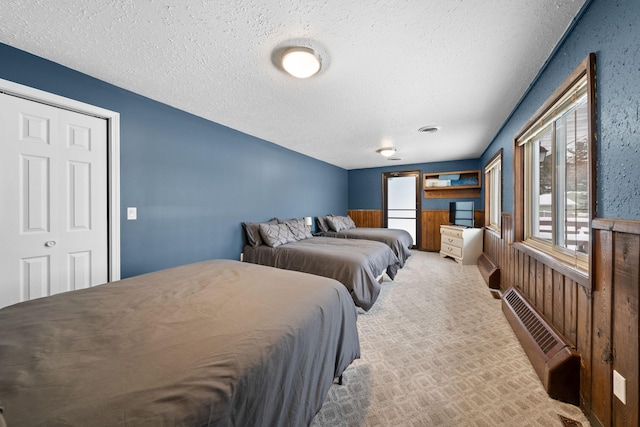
[0,0,586,170]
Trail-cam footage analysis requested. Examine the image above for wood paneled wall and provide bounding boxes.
[347,210,382,228]
[346,209,484,251]
[591,219,639,427]
[483,214,640,427]
[422,210,485,251]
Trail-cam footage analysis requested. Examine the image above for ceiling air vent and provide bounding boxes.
[418,125,440,133]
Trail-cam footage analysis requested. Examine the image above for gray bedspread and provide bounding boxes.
[324,228,413,267]
[0,260,360,427]
[244,236,400,311]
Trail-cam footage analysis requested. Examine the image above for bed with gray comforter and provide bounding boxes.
[244,236,400,311]
[324,228,413,267]
[0,260,360,427]
[317,215,414,267]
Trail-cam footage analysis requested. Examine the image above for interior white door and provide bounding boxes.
[0,93,108,308]
[387,176,417,244]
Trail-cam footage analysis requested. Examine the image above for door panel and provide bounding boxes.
[388,177,416,210]
[0,93,107,307]
[59,107,108,293]
[21,255,51,301]
[383,172,421,247]
[21,155,51,233]
[68,251,92,290]
[68,161,92,230]
[388,218,417,232]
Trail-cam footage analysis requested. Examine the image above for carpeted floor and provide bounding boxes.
[311,250,590,427]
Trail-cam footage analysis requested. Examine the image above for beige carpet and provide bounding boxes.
[311,250,590,427]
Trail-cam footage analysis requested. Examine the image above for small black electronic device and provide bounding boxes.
[449,201,474,228]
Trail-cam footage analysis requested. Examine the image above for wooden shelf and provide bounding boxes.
[423,169,481,198]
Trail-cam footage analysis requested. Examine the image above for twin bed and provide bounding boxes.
[0,260,360,427]
[1,214,410,426]
[315,215,414,267]
[242,215,413,311]
[244,236,397,311]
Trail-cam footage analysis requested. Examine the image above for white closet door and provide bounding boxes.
[0,93,108,308]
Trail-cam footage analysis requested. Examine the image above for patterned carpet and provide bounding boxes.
[311,250,590,427]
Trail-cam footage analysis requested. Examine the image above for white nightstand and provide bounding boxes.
[439,225,483,265]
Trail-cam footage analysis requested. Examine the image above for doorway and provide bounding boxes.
[0,79,121,308]
[383,170,421,248]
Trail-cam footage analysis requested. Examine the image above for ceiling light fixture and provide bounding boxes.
[281,46,322,78]
[376,147,397,157]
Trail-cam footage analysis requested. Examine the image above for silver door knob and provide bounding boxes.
[44,241,56,248]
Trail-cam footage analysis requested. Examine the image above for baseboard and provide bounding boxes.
[584,409,605,427]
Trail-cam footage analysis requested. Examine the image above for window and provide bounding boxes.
[514,54,595,273]
[484,149,502,232]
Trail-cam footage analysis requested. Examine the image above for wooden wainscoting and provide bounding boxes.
[483,213,640,427]
[422,210,485,251]
[347,209,484,251]
[591,219,639,427]
[422,210,449,251]
[347,210,382,228]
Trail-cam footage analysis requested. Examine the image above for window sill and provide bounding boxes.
[512,241,590,290]
[485,225,501,237]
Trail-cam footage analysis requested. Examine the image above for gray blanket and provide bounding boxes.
[0,260,360,427]
[244,236,400,311]
[324,228,413,267]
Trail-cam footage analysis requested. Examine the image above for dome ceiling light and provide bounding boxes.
[376,147,397,157]
[280,46,322,78]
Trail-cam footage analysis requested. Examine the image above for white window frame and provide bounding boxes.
[484,149,502,233]
[514,54,596,275]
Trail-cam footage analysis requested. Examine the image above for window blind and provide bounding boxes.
[517,76,588,147]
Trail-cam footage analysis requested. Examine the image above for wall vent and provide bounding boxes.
[502,287,580,405]
[478,252,500,289]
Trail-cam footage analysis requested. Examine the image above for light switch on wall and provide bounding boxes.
[613,369,626,404]
[127,207,137,220]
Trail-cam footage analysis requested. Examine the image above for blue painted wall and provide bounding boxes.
[480,0,640,220]
[348,159,482,211]
[0,43,347,278]
[2,0,637,280]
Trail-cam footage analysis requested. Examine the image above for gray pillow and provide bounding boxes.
[242,218,277,247]
[343,215,357,229]
[326,216,348,232]
[280,218,312,240]
[316,216,329,233]
[259,223,297,248]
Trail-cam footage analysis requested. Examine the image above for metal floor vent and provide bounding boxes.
[502,287,580,405]
[504,289,559,355]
